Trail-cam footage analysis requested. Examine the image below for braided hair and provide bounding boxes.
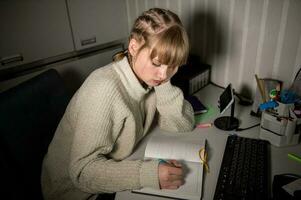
[114,8,189,68]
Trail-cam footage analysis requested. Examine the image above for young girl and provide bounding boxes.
[41,8,194,200]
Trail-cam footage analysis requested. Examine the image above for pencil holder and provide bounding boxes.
[275,101,294,117]
[259,111,300,147]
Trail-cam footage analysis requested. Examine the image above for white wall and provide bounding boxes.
[125,0,301,98]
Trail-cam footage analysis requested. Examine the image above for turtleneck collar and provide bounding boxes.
[113,57,152,101]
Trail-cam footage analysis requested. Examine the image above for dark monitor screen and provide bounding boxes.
[219,84,234,115]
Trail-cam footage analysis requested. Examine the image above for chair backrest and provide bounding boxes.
[0,69,71,199]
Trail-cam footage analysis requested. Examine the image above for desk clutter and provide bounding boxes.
[253,74,301,147]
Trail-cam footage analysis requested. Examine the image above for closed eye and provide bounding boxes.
[152,62,161,67]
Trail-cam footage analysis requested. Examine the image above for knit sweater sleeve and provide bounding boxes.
[68,76,160,193]
[154,81,195,132]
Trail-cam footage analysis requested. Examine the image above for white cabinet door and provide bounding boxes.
[0,0,74,69]
[0,46,123,93]
[67,0,128,50]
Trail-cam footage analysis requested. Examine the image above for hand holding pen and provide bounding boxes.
[158,159,184,190]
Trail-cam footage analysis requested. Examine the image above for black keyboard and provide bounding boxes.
[214,135,269,200]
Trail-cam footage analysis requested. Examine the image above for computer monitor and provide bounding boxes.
[214,83,239,131]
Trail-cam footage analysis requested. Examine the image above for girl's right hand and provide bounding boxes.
[158,160,184,189]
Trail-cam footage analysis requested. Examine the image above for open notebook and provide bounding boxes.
[132,133,206,200]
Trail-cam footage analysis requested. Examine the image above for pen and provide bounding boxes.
[288,153,301,164]
[255,74,266,102]
[158,159,182,168]
[196,123,212,128]
[158,159,169,165]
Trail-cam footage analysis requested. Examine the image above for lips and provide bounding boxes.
[153,80,162,85]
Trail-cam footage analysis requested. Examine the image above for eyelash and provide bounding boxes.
[152,61,177,70]
[152,62,161,67]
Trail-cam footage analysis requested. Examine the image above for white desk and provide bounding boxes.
[115,84,301,200]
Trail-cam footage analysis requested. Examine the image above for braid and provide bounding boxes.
[114,8,188,67]
[113,50,127,62]
[131,8,181,42]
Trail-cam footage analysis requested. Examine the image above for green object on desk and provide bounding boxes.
[288,153,301,164]
[195,105,218,124]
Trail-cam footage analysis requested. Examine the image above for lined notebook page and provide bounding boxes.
[144,133,202,163]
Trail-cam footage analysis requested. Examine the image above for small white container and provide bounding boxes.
[275,101,294,117]
[259,111,300,147]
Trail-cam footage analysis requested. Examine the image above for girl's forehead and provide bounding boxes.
[144,44,178,67]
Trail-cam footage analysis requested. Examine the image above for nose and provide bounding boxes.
[158,66,168,80]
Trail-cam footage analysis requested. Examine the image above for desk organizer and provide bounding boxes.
[259,110,300,147]
[275,101,294,117]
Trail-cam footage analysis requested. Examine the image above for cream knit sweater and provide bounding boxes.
[41,57,194,200]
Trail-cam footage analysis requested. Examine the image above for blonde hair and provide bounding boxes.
[114,8,189,68]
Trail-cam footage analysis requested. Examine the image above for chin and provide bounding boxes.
[151,82,161,87]
[147,83,157,87]
[153,80,164,86]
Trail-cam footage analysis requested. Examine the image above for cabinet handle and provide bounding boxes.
[0,54,23,66]
[81,37,96,46]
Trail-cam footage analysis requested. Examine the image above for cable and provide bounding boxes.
[277,173,301,179]
[236,123,260,131]
[209,81,225,90]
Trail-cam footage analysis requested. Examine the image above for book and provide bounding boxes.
[185,95,208,115]
[132,133,206,200]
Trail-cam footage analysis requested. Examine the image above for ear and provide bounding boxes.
[128,38,140,57]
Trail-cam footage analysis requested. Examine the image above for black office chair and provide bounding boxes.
[0,69,71,200]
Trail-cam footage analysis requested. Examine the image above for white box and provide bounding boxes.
[259,111,300,147]
[275,101,294,117]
